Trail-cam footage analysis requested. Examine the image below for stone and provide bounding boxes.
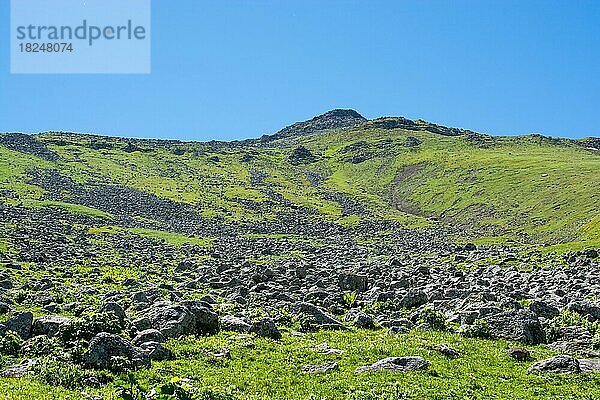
[250,318,282,340]
[0,311,33,340]
[2,359,36,378]
[507,347,532,361]
[356,356,429,373]
[139,341,172,361]
[353,313,375,329]
[529,300,559,319]
[567,301,600,322]
[302,363,339,374]
[83,332,150,370]
[291,302,347,331]
[338,273,368,292]
[314,342,345,355]
[132,329,165,346]
[99,302,126,324]
[484,310,546,344]
[579,359,600,372]
[399,289,428,309]
[434,344,461,359]
[220,315,251,333]
[180,300,219,335]
[31,315,72,338]
[528,355,580,374]
[141,302,195,339]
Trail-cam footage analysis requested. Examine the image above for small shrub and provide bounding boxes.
[545,310,600,342]
[342,292,357,308]
[419,308,448,331]
[0,330,23,356]
[460,319,490,339]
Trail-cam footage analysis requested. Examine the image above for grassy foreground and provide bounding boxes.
[1,329,599,400]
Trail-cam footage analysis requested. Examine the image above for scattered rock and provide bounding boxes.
[2,359,36,378]
[507,347,532,362]
[0,311,33,340]
[250,318,282,340]
[83,332,149,370]
[31,315,72,338]
[356,356,429,373]
[302,363,339,374]
[528,355,580,374]
[434,344,461,359]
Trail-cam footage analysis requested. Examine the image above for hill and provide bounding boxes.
[0,111,599,399]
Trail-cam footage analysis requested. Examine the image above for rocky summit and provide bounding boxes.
[0,111,599,399]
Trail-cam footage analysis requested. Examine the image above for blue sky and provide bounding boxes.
[0,0,599,140]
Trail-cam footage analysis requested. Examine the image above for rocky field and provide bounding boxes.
[0,110,599,399]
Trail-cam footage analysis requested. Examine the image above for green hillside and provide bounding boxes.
[1,115,598,249]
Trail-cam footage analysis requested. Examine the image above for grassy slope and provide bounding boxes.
[2,127,600,247]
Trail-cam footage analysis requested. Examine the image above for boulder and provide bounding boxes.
[399,289,428,309]
[567,301,600,322]
[338,273,368,292]
[0,311,33,340]
[220,315,251,333]
[529,300,559,319]
[132,329,165,346]
[302,363,339,374]
[83,332,149,370]
[99,302,126,324]
[291,302,347,331]
[141,302,195,339]
[250,318,282,340]
[356,356,429,373]
[2,359,36,378]
[434,344,461,359]
[507,347,532,361]
[484,310,546,344]
[528,355,580,374]
[31,315,72,338]
[139,341,172,361]
[579,359,600,373]
[353,313,375,329]
[180,300,219,334]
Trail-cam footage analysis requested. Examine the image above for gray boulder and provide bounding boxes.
[250,318,282,340]
[2,359,36,378]
[399,289,428,309]
[0,311,33,339]
[353,313,375,329]
[567,301,600,322]
[528,355,580,374]
[180,300,219,334]
[292,302,347,331]
[31,315,72,338]
[139,341,172,361]
[529,300,559,319]
[338,273,368,292]
[220,315,251,333]
[141,302,195,338]
[302,363,339,374]
[484,310,546,344]
[83,332,149,370]
[579,359,600,372]
[132,329,165,346]
[356,356,429,373]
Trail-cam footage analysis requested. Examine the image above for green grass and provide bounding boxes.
[2,329,599,399]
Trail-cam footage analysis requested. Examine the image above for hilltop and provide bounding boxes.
[0,111,599,399]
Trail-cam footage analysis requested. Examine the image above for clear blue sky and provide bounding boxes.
[1,0,599,140]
